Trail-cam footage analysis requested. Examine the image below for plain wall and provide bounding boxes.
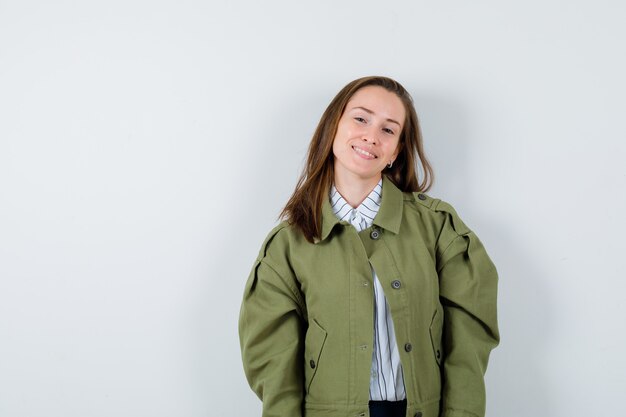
[1,0,625,416]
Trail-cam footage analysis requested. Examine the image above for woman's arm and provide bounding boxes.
[238,228,306,417]
[435,201,500,417]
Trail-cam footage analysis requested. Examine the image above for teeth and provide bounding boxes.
[353,146,376,158]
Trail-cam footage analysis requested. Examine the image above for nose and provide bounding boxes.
[362,129,377,145]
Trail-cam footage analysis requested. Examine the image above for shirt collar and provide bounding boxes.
[330,179,382,227]
[316,175,404,244]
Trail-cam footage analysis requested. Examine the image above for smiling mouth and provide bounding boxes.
[352,145,378,159]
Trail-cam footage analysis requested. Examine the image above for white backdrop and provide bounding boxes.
[1,1,625,416]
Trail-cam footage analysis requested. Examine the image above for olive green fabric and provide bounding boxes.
[239,175,499,417]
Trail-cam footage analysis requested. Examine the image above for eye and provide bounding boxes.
[354,117,366,123]
[383,127,395,135]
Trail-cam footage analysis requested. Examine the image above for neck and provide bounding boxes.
[334,172,382,208]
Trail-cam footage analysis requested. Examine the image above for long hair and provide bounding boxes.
[280,76,434,243]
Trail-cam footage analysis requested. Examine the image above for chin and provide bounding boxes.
[335,159,382,181]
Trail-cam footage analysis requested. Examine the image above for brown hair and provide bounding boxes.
[280,76,434,243]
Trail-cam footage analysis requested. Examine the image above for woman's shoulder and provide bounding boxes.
[255,221,288,256]
[402,191,471,236]
[253,220,305,263]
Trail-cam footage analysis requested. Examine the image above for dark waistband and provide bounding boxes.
[369,399,407,407]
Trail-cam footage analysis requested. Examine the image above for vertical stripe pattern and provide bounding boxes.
[330,180,406,401]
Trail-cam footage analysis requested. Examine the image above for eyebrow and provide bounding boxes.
[351,106,402,127]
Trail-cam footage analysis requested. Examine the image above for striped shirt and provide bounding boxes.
[330,179,406,401]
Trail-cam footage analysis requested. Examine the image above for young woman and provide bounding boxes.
[238,76,499,417]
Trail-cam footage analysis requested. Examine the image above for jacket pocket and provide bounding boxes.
[304,318,327,393]
[428,307,444,366]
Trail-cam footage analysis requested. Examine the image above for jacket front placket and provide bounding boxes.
[357,225,416,401]
[359,176,417,404]
[337,223,376,405]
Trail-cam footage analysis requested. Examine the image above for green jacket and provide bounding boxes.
[239,175,499,417]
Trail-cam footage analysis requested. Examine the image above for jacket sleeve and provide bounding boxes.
[434,200,500,417]
[238,227,306,417]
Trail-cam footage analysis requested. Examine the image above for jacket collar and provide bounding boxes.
[316,175,403,244]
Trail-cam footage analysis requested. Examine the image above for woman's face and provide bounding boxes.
[332,86,405,185]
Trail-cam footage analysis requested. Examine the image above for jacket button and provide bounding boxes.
[370,228,381,240]
[391,280,401,289]
[436,349,441,359]
[309,359,316,369]
[417,193,427,201]
[404,343,412,352]
[414,412,423,417]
